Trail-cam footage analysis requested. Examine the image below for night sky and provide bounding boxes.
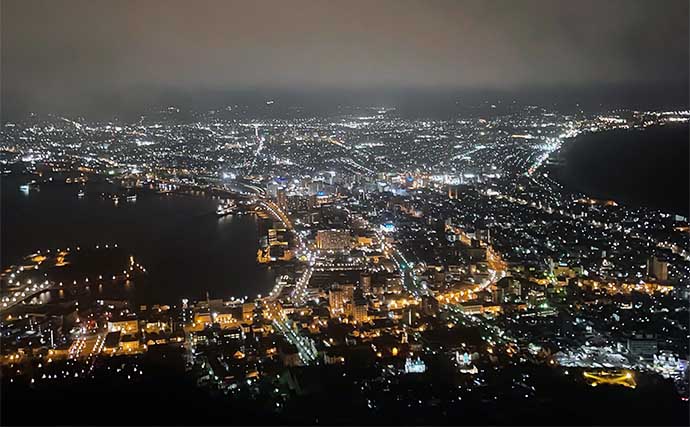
[2,0,688,115]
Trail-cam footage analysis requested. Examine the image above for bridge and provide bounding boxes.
[255,199,292,229]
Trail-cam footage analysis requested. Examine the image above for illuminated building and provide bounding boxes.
[120,334,142,353]
[355,235,374,247]
[379,222,396,233]
[144,320,169,333]
[447,184,460,199]
[214,312,239,327]
[385,276,404,293]
[552,263,583,279]
[405,357,427,373]
[266,181,280,198]
[242,302,255,323]
[46,344,70,360]
[268,228,287,245]
[455,351,473,366]
[420,295,439,315]
[324,349,346,365]
[286,194,314,212]
[347,290,369,322]
[647,255,668,281]
[458,301,483,314]
[193,312,212,327]
[257,247,271,263]
[360,272,372,294]
[276,188,287,210]
[492,285,507,304]
[107,314,139,334]
[526,288,547,309]
[436,287,476,305]
[475,227,491,244]
[627,334,658,360]
[316,229,351,251]
[351,303,368,322]
[482,304,502,315]
[145,332,168,346]
[329,283,354,316]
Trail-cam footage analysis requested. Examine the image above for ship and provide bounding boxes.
[216,200,237,216]
[19,180,37,193]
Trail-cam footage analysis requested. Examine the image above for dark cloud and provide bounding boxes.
[2,0,688,115]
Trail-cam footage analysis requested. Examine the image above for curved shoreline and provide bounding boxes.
[1,174,276,304]
[552,123,689,216]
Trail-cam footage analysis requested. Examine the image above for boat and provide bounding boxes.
[78,190,85,198]
[216,200,237,216]
[126,194,137,202]
[19,180,36,193]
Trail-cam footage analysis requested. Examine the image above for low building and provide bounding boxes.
[102,331,121,355]
[120,334,142,353]
[107,313,139,335]
[628,334,658,359]
[316,229,351,251]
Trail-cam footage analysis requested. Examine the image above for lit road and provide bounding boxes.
[86,333,106,375]
[267,275,290,303]
[247,126,264,176]
[265,271,317,365]
[383,237,431,297]
[291,264,314,306]
[272,317,317,364]
[257,199,293,229]
[445,223,507,290]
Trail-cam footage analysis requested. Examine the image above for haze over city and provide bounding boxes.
[3,0,688,116]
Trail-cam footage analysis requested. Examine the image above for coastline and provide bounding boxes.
[550,123,689,217]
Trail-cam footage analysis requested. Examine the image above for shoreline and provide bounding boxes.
[1,173,277,304]
[549,123,689,217]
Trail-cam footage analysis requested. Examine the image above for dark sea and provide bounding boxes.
[1,175,276,304]
[555,123,689,217]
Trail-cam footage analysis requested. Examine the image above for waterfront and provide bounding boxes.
[1,174,276,304]
[2,109,688,426]
[555,124,689,216]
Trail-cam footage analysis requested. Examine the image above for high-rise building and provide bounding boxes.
[402,307,414,326]
[266,182,280,198]
[493,277,522,303]
[421,295,439,316]
[360,272,372,294]
[276,188,288,211]
[647,256,668,281]
[347,290,369,323]
[447,185,460,199]
[328,283,354,316]
[287,195,314,212]
[476,227,491,244]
